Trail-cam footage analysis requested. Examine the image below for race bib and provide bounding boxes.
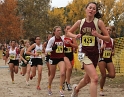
[78,53,85,62]
[49,59,53,64]
[10,54,16,60]
[56,46,63,53]
[37,50,42,56]
[65,47,72,53]
[82,35,95,46]
[25,56,30,60]
[47,52,51,55]
[103,50,111,58]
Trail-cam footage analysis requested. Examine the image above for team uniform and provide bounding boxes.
[99,38,114,63]
[2,47,6,56]
[79,18,100,68]
[8,47,20,66]
[63,35,73,61]
[21,47,30,67]
[46,36,65,65]
[45,41,51,63]
[30,44,43,67]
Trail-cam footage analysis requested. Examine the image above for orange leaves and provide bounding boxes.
[0,0,24,42]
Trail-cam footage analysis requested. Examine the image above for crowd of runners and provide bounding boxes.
[0,2,117,97]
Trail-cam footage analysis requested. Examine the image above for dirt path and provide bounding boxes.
[0,59,124,97]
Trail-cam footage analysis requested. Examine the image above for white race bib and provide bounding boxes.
[78,53,85,62]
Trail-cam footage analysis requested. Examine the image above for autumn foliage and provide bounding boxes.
[0,0,24,43]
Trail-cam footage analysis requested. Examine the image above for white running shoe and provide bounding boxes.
[71,84,78,97]
[99,91,105,96]
[60,90,65,97]
[48,88,52,95]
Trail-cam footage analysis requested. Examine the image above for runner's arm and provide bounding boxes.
[26,44,36,56]
[45,38,54,53]
[20,48,26,62]
[69,38,78,49]
[67,20,81,38]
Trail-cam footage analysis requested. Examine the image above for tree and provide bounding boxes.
[17,0,51,40]
[0,0,23,43]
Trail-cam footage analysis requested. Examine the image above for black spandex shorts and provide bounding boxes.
[64,52,73,61]
[9,60,19,66]
[45,55,50,62]
[31,58,43,67]
[99,58,112,63]
[49,58,64,65]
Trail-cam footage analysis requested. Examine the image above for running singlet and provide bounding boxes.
[46,36,64,59]
[23,47,30,61]
[30,44,42,58]
[63,36,73,53]
[80,19,99,55]
[100,38,113,59]
[9,47,19,60]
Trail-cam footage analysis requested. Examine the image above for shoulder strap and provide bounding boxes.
[93,18,101,34]
[80,18,85,31]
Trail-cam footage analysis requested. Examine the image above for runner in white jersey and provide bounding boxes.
[6,40,20,84]
[26,36,43,90]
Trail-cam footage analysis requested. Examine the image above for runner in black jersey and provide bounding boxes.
[43,34,52,76]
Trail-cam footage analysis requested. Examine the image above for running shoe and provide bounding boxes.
[48,88,52,95]
[66,82,72,91]
[59,90,65,97]
[71,84,78,97]
[37,86,41,90]
[26,81,29,86]
[99,91,105,96]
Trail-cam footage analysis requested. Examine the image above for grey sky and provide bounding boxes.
[51,0,72,7]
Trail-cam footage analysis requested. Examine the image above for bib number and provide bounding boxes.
[78,53,85,62]
[37,50,42,56]
[65,47,72,53]
[10,54,16,60]
[25,56,30,60]
[82,35,95,46]
[103,50,111,58]
[56,46,63,53]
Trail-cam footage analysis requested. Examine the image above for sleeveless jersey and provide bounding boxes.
[9,47,19,60]
[63,35,73,53]
[100,38,113,59]
[23,47,30,61]
[30,44,42,58]
[80,19,99,55]
[50,36,64,58]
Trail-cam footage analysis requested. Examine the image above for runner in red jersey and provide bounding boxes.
[62,25,78,91]
[46,26,66,96]
[98,26,115,96]
[67,2,110,97]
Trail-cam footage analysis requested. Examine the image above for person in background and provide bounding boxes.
[98,26,115,96]
[63,25,78,91]
[46,26,66,96]
[6,40,20,84]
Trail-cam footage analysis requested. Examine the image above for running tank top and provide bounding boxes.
[63,35,73,53]
[23,47,30,61]
[80,19,99,55]
[100,38,113,59]
[50,36,65,58]
[9,47,19,60]
[30,44,42,58]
